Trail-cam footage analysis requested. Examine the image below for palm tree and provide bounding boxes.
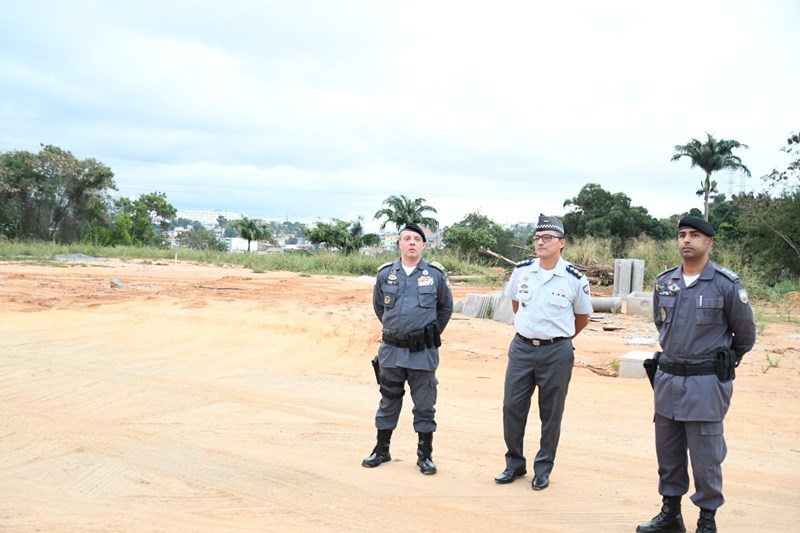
[230,216,272,252]
[374,195,439,232]
[342,217,381,254]
[671,133,751,220]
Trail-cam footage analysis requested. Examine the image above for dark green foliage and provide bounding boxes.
[0,145,116,242]
[562,183,669,256]
[306,217,380,254]
[374,195,439,232]
[442,212,517,263]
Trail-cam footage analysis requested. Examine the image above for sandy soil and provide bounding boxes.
[1,258,798,532]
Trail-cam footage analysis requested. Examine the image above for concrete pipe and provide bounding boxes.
[591,296,622,313]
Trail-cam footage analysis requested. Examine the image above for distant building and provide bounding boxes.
[379,226,441,250]
[176,210,243,229]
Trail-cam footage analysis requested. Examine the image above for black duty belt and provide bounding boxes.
[516,333,569,346]
[658,361,716,376]
[382,334,410,348]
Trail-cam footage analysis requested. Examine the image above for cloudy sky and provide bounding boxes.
[1,1,797,231]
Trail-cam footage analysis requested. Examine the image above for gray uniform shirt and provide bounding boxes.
[653,260,756,421]
[373,258,453,371]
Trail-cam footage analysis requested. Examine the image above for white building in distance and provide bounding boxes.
[175,210,244,229]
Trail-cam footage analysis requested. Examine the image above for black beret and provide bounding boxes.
[536,214,565,236]
[678,216,716,237]
[401,223,426,242]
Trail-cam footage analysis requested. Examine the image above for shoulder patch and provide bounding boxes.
[515,258,534,269]
[428,260,447,273]
[377,261,393,273]
[715,266,740,283]
[566,264,584,279]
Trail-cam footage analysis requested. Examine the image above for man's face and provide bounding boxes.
[398,230,425,262]
[533,231,564,259]
[677,228,713,260]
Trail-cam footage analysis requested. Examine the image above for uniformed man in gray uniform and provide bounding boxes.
[494,214,593,491]
[637,216,756,533]
[362,223,453,475]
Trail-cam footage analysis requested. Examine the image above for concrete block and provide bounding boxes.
[461,294,499,319]
[626,291,653,316]
[461,294,484,317]
[614,259,633,299]
[479,293,500,319]
[619,350,653,379]
[631,259,645,293]
[492,293,515,324]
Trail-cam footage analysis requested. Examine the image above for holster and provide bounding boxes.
[408,330,426,352]
[643,351,661,389]
[716,348,738,381]
[371,355,380,384]
[424,321,442,349]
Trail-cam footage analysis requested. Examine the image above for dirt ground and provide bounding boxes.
[1,258,798,532]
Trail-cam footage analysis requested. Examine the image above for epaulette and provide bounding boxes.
[656,266,679,280]
[377,261,393,273]
[715,266,740,283]
[515,258,534,269]
[428,260,447,273]
[566,264,584,279]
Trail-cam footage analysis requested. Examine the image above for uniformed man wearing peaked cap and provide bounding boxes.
[494,214,593,491]
[637,217,755,533]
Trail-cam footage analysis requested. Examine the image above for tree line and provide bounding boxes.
[1,132,798,285]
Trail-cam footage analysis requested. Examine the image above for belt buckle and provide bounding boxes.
[532,339,541,346]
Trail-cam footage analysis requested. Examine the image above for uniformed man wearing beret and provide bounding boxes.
[494,214,593,491]
[637,216,756,533]
[362,223,453,475]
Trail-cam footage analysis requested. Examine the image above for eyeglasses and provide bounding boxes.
[532,234,561,243]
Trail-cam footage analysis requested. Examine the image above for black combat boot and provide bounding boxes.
[636,496,686,533]
[696,508,716,533]
[362,429,392,468]
[416,432,437,475]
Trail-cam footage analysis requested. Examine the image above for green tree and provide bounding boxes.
[764,132,800,188]
[0,149,41,239]
[671,133,751,221]
[374,195,439,232]
[230,216,273,252]
[306,217,380,254]
[177,227,228,251]
[736,131,800,281]
[0,145,116,242]
[442,212,514,263]
[562,183,669,255]
[106,192,177,246]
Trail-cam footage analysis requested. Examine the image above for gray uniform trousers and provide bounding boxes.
[375,366,439,434]
[655,413,727,509]
[502,335,574,476]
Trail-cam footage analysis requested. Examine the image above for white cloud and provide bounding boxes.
[1,0,797,232]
